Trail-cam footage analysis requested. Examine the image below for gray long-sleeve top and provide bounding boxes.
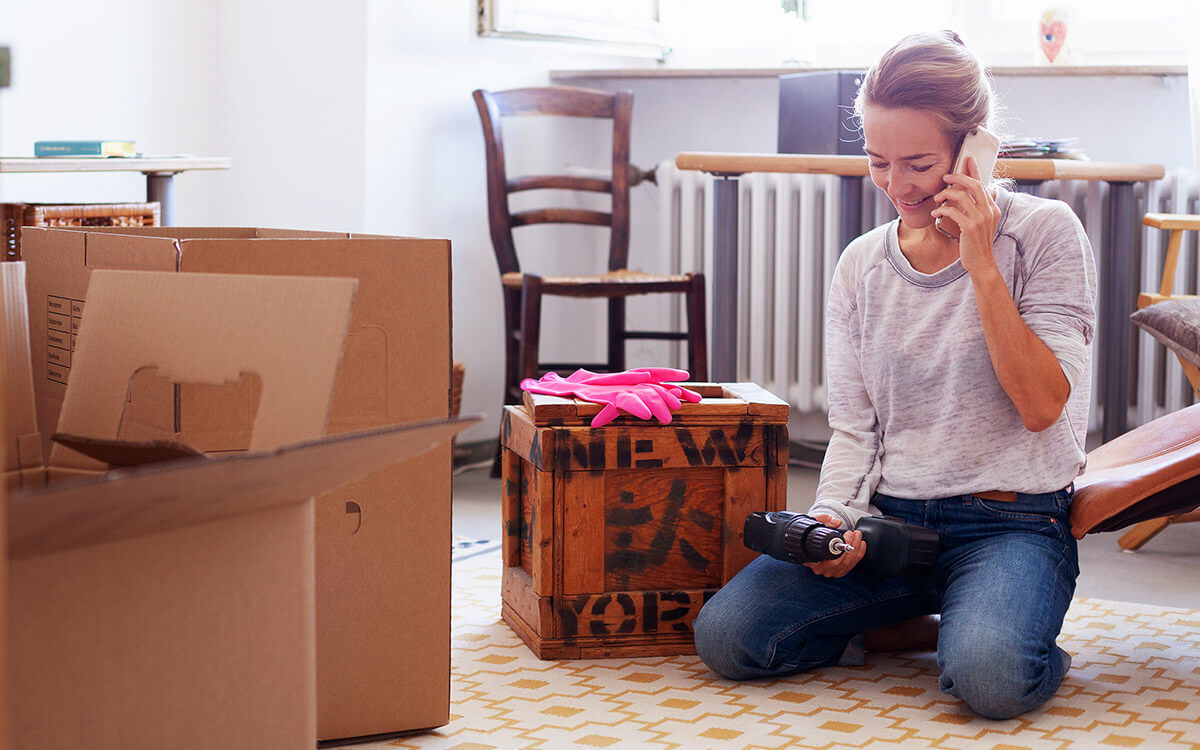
[809,189,1097,529]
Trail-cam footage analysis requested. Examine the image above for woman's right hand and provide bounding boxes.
[804,515,867,578]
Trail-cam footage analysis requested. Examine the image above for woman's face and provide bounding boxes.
[861,103,957,231]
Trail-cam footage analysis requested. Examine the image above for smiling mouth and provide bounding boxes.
[897,196,930,209]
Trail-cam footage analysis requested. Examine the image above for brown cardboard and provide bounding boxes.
[56,270,358,457]
[2,263,476,748]
[0,263,41,488]
[21,226,456,740]
[12,496,316,750]
[4,266,356,749]
[0,291,7,750]
[10,416,473,560]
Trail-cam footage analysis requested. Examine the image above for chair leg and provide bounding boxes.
[687,273,709,381]
[501,286,522,404]
[519,275,544,383]
[492,276,549,477]
[608,297,626,372]
[1118,517,1173,552]
[493,285,524,478]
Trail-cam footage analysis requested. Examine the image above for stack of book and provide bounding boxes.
[34,140,137,157]
[999,137,1087,160]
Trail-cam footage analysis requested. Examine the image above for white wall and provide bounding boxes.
[0,0,367,226]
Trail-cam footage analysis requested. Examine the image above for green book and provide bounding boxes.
[34,140,137,157]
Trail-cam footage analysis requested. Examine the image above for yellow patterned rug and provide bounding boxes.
[375,552,1200,749]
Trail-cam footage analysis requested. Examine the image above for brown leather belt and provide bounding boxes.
[973,490,1017,502]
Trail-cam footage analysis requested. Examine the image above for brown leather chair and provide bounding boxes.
[1072,401,1200,540]
[473,86,708,467]
[1071,213,1200,547]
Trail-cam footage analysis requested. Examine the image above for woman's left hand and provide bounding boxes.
[931,156,1002,275]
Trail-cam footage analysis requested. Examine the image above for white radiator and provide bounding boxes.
[656,159,1199,432]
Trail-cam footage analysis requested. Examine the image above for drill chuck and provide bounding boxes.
[743,510,939,577]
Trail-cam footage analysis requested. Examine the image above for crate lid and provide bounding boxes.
[521,381,788,426]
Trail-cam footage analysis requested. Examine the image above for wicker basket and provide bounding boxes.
[451,360,465,417]
[2,201,161,261]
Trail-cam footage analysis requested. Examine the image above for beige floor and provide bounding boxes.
[387,550,1200,750]
[452,463,1200,610]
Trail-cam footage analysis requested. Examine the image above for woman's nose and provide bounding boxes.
[887,172,914,196]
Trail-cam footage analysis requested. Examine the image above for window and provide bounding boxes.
[658,0,1192,68]
[478,0,668,58]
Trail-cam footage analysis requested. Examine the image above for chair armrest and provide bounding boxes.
[1139,292,1200,309]
[1144,213,1200,230]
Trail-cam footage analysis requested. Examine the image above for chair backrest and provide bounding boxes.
[473,86,633,276]
[1139,213,1200,396]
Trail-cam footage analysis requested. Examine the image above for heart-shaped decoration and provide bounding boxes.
[1040,19,1067,63]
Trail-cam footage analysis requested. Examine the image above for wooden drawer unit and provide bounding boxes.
[499,382,788,658]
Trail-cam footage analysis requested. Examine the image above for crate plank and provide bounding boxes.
[723,382,791,417]
[556,422,772,471]
[770,423,791,467]
[723,468,768,581]
[526,463,554,597]
[556,589,714,643]
[680,383,724,397]
[523,390,578,421]
[561,471,605,595]
[501,448,522,568]
[602,469,724,592]
[502,569,553,641]
[501,405,555,469]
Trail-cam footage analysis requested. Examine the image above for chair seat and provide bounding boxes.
[501,270,696,297]
[1070,402,1200,537]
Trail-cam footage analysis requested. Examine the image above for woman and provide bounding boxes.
[693,30,1096,720]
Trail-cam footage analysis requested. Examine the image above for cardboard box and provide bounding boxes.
[0,283,6,750]
[500,383,789,658]
[2,264,474,748]
[21,226,454,740]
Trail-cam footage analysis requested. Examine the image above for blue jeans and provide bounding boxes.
[693,489,1079,720]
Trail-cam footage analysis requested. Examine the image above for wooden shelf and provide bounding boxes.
[0,156,232,175]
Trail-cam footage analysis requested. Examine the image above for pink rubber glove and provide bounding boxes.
[521,368,702,427]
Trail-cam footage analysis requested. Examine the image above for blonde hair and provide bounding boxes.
[854,31,998,146]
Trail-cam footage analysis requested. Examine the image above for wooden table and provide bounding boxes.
[0,156,232,225]
[675,152,1166,441]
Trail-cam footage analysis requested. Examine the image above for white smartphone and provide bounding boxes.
[935,126,1001,240]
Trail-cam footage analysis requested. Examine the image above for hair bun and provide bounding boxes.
[942,30,965,45]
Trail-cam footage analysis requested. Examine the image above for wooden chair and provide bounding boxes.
[1119,212,1200,550]
[473,86,708,463]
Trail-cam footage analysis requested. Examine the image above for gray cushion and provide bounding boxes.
[1131,298,1200,367]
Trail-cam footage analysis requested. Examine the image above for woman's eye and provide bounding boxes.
[912,164,934,173]
[869,161,888,170]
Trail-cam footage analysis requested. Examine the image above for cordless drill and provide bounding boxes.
[743,511,939,577]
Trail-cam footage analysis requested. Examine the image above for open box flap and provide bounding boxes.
[52,270,359,469]
[1,262,44,474]
[9,414,478,559]
[50,433,205,467]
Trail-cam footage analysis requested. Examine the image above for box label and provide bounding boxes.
[45,294,84,385]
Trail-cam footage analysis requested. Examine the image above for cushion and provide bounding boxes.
[1071,402,1200,537]
[1130,298,1200,368]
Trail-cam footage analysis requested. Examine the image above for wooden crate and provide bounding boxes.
[499,382,789,659]
[2,202,161,260]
